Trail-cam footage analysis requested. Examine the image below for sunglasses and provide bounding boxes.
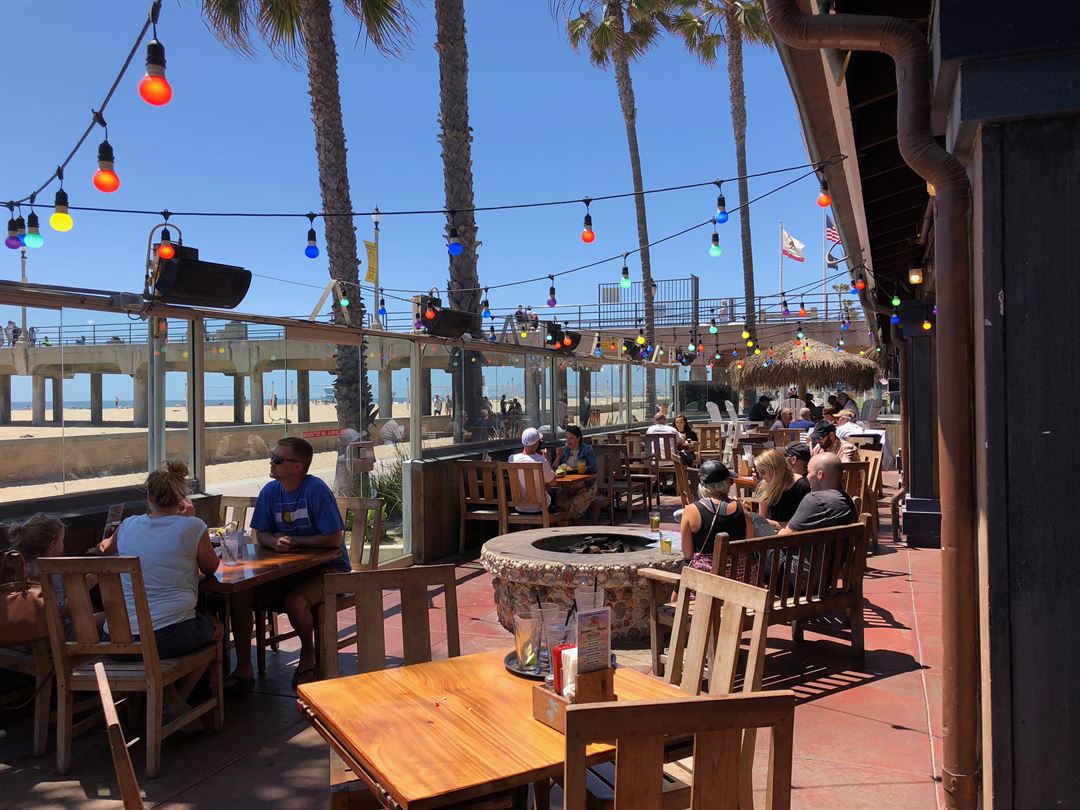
[269,453,300,465]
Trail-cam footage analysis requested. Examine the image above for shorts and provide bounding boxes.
[252,567,329,612]
[106,613,216,659]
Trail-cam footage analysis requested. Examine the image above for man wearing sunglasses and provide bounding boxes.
[228,437,346,689]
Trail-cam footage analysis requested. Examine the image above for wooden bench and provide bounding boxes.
[645,518,870,674]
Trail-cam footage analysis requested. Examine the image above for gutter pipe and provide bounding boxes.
[763,3,979,808]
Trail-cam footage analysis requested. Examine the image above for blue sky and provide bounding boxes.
[0,0,836,318]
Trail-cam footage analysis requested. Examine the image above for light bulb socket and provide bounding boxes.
[27,211,40,231]
[15,216,25,234]
[583,213,592,228]
[53,188,69,213]
[97,139,115,165]
[146,39,167,71]
[711,233,720,247]
[306,228,317,244]
[159,226,171,243]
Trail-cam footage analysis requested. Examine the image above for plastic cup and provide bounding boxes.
[660,533,673,554]
[575,586,605,613]
[544,623,573,670]
[513,612,542,673]
[577,460,587,474]
[649,512,661,531]
[222,532,240,563]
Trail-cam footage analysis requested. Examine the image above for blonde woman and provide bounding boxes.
[753,448,811,529]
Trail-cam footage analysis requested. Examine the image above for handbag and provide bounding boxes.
[0,550,49,647]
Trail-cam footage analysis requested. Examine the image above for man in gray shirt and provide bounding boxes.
[780,452,857,534]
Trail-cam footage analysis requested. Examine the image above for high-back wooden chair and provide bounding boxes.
[457,460,507,553]
[840,461,870,514]
[855,449,883,550]
[645,433,678,489]
[672,458,695,508]
[38,557,224,777]
[563,691,795,810]
[770,428,801,447]
[595,444,650,521]
[589,447,615,525]
[696,424,726,462]
[94,662,144,809]
[501,462,568,530]
[217,495,258,531]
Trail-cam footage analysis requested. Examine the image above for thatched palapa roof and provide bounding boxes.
[729,337,879,391]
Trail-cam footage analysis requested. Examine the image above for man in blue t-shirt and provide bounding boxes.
[228,437,346,690]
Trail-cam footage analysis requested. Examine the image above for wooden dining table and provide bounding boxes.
[297,649,685,809]
[549,472,594,487]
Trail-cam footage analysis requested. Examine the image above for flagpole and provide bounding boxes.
[779,220,784,316]
[822,207,828,321]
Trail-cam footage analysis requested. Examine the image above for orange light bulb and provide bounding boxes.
[139,74,173,106]
[581,227,595,243]
[817,191,832,207]
[93,168,120,193]
[157,242,175,260]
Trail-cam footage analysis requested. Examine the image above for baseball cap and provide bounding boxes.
[697,460,732,484]
[809,420,836,442]
[758,394,773,402]
[784,442,811,463]
[521,427,542,447]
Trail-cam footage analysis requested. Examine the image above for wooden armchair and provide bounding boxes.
[501,462,568,530]
[94,662,144,809]
[457,460,507,553]
[39,557,224,777]
[563,691,795,810]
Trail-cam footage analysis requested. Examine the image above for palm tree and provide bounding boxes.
[434,0,485,433]
[201,0,412,448]
[669,1,772,339]
[556,0,665,411]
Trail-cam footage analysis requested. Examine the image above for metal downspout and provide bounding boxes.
[762,3,979,808]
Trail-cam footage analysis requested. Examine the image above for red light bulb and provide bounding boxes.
[157,242,175,260]
[816,182,832,208]
[425,307,436,320]
[139,40,172,106]
[581,210,595,243]
[855,277,866,291]
[799,306,807,317]
[93,139,120,193]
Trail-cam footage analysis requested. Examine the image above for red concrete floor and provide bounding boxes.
[0,473,942,808]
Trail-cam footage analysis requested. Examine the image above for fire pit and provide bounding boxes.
[480,526,683,641]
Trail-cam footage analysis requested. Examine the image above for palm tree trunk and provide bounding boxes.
[298,0,372,447]
[435,0,483,432]
[607,0,656,413]
[726,8,756,412]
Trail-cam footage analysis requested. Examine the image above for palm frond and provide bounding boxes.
[255,0,304,62]
[624,14,664,60]
[200,0,258,56]
[665,10,723,64]
[342,0,415,57]
[587,15,617,68]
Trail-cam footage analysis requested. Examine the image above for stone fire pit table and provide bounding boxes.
[480,526,684,642]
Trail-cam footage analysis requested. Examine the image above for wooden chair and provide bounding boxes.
[38,557,224,777]
[563,691,795,810]
[590,447,615,525]
[840,462,870,517]
[645,433,678,491]
[256,497,384,674]
[596,445,650,521]
[592,568,774,809]
[624,434,659,505]
[217,495,258,531]
[94,662,144,810]
[0,640,52,757]
[770,428,801,447]
[672,459,695,508]
[855,449,883,550]
[696,424,726,463]
[457,460,507,553]
[500,462,569,530]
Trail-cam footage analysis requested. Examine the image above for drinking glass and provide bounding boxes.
[544,623,573,670]
[649,511,661,531]
[575,586,605,613]
[659,531,673,554]
[513,612,542,673]
[577,460,587,474]
[222,532,241,563]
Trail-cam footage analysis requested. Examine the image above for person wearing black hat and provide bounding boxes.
[809,420,860,463]
[679,460,750,575]
[784,442,811,477]
[747,395,774,423]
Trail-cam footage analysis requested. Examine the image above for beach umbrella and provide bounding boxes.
[729,337,879,392]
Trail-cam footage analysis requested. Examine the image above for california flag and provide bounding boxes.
[781,229,806,262]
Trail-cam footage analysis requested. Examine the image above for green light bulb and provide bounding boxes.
[891,295,901,307]
[24,232,44,249]
[708,243,722,258]
[339,297,350,308]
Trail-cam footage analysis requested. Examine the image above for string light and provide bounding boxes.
[377,289,387,319]
[696,340,704,352]
[922,318,933,331]
[781,298,790,316]
[581,198,595,243]
[754,346,761,355]
[304,213,319,258]
[15,215,26,246]
[425,304,437,320]
[909,266,924,285]
[714,182,728,224]
[636,328,646,346]
[796,324,805,340]
[799,296,807,317]
[339,295,350,308]
[481,288,491,319]
[24,210,44,249]
[816,180,831,208]
[93,139,120,193]
[520,325,529,339]
[49,168,74,232]
[620,257,632,289]
[741,330,750,340]
[854,274,866,291]
[5,212,19,249]
[709,229,722,258]
[746,338,754,348]
[138,38,172,106]
[891,293,901,307]
[891,309,900,325]
[547,276,557,307]
[156,226,174,259]
[447,225,463,256]
[709,319,718,334]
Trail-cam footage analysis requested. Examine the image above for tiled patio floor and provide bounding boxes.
[0,473,942,809]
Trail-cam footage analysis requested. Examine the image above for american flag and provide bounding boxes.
[825,215,841,244]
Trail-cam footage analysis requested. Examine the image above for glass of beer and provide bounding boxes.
[577,460,587,474]
[659,532,673,554]
[649,511,661,531]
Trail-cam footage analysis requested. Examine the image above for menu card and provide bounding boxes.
[576,606,612,673]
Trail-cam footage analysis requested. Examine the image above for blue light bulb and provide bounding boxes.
[448,241,463,256]
[714,210,728,224]
[891,312,900,324]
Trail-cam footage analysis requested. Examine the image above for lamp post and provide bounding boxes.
[372,207,381,328]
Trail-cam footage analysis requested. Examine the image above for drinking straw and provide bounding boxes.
[535,591,543,611]
[593,576,598,593]
[564,603,576,626]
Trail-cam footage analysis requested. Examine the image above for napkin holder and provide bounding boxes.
[532,667,616,734]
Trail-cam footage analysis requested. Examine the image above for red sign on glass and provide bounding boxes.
[302,428,347,439]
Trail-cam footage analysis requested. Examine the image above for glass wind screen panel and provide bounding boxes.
[582,362,626,429]
[161,317,192,467]
[2,305,153,502]
[629,365,649,425]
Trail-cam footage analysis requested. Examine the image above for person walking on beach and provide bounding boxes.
[114,395,121,409]
[433,393,443,415]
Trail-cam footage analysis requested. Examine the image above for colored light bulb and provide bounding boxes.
[156,226,174,259]
[714,352,721,360]
[741,330,750,340]
[697,342,704,352]
[620,265,631,289]
[709,232,722,258]
[50,189,73,232]
[686,340,695,351]
[547,283,557,307]
[890,310,900,324]
[817,182,831,208]
[891,294,901,307]
[636,331,645,346]
[93,140,120,193]
[581,209,595,243]
[746,339,754,348]
[378,298,387,318]
[340,297,350,308]
[139,40,172,105]
[521,329,528,338]
[922,319,932,331]
[797,330,805,340]
[714,193,728,224]
[709,320,718,334]
[754,347,761,355]
[425,307,436,320]
[24,212,43,248]
[305,227,319,259]
[799,304,807,317]
[855,276,866,291]
[446,226,464,256]
[563,335,572,347]
[5,217,19,249]
[15,216,26,245]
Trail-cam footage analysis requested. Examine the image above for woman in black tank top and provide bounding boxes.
[679,461,746,574]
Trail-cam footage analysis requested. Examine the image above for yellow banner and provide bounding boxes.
[364,240,378,284]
